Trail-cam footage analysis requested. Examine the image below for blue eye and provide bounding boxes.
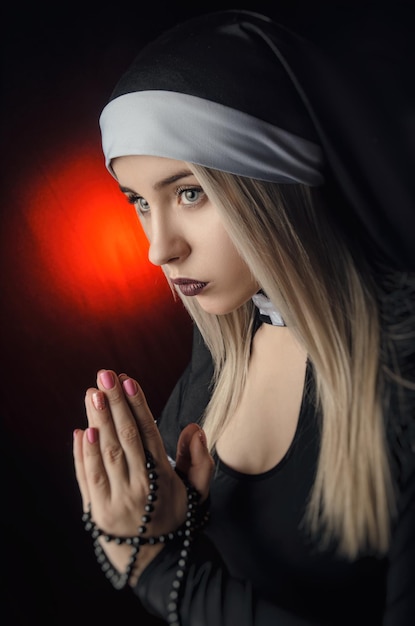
[126,194,150,215]
[138,197,150,211]
[177,186,204,205]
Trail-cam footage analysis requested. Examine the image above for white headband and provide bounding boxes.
[100,90,324,186]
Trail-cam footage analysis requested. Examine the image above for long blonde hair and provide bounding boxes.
[171,165,395,558]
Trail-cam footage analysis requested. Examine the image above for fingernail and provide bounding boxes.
[100,370,115,389]
[92,391,106,410]
[87,427,98,444]
[122,378,137,397]
[73,429,80,439]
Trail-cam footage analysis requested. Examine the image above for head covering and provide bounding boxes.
[100,11,324,186]
[100,7,415,270]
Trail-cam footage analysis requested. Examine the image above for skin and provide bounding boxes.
[73,155,305,583]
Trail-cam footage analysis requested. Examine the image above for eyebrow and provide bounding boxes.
[119,169,194,195]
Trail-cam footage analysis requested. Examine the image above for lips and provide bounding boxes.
[171,278,208,297]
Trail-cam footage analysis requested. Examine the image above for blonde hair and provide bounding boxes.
[171,165,395,558]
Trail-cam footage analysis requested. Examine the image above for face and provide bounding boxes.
[112,155,258,315]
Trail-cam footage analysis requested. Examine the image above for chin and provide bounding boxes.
[197,296,250,316]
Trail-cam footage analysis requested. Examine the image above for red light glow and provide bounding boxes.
[21,145,173,318]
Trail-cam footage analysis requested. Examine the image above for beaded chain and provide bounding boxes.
[82,449,210,625]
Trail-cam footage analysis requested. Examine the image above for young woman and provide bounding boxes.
[73,9,415,625]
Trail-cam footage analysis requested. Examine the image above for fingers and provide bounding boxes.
[73,428,89,510]
[117,373,170,470]
[73,426,110,511]
[176,424,215,501]
[89,370,147,481]
[87,369,171,482]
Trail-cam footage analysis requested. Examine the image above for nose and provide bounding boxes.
[147,212,190,267]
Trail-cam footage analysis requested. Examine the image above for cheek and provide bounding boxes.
[215,229,257,288]
[213,228,246,270]
[138,216,151,241]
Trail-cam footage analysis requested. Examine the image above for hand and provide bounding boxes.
[73,369,213,585]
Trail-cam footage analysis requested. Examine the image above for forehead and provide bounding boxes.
[111,155,195,186]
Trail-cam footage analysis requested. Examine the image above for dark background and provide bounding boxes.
[1,1,393,624]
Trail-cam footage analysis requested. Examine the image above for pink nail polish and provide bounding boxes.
[100,370,115,389]
[92,391,106,410]
[87,427,98,444]
[123,378,136,397]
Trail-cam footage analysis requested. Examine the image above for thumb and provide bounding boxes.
[176,423,200,475]
[176,423,214,501]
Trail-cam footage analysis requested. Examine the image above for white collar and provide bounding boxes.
[251,292,285,326]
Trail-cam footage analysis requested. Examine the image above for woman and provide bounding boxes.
[73,9,415,625]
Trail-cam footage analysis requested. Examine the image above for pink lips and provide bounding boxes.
[171,278,208,296]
